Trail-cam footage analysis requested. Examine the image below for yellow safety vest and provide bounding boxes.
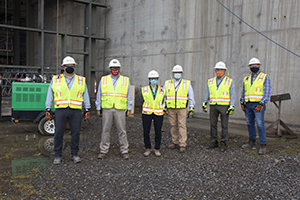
[244,72,269,102]
[52,74,85,109]
[208,76,232,105]
[101,75,129,110]
[165,79,190,108]
[142,85,165,116]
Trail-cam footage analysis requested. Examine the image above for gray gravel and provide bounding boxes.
[30,115,300,200]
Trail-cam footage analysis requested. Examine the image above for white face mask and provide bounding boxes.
[174,73,181,79]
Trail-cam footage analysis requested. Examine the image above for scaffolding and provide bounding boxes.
[0,0,109,97]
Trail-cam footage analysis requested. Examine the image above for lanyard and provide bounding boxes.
[112,76,120,87]
[66,75,74,90]
[174,79,182,91]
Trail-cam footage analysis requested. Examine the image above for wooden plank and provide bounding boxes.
[270,93,291,102]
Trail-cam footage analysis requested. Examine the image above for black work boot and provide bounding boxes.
[241,139,256,149]
[206,141,219,149]
[219,141,227,152]
[258,144,266,155]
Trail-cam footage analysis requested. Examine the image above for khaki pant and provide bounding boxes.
[168,108,187,147]
[100,108,129,154]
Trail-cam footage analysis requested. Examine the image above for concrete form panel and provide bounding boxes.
[98,0,300,127]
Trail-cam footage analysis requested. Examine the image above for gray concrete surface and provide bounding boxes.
[39,0,300,128]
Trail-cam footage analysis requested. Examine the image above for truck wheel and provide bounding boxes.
[38,117,55,136]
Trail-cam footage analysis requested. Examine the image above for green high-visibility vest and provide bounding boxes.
[165,79,189,108]
[101,75,129,109]
[52,74,85,109]
[208,76,232,105]
[142,85,165,116]
[244,72,269,102]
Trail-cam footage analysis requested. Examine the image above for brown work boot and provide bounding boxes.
[154,150,161,157]
[143,149,151,157]
[242,139,257,149]
[258,144,266,155]
[179,146,186,153]
[168,143,179,149]
[97,153,107,159]
[122,153,129,160]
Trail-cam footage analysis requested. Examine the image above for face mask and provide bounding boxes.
[66,67,74,74]
[250,67,260,73]
[216,71,225,77]
[111,69,120,76]
[150,79,158,85]
[174,73,181,79]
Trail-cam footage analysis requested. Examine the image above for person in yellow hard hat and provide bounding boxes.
[95,59,133,160]
[202,61,236,152]
[45,56,91,165]
[164,65,195,153]
[141,70,165,157]
[240,57,271,155]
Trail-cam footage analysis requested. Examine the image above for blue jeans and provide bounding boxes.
[244,102,266,144]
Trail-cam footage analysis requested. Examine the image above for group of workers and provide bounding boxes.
[45,56,270,165]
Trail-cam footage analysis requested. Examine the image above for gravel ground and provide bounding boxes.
[5,115,300,199]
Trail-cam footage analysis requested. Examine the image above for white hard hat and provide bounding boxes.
[248,57,261,66]
[108,59,121,68]
[214,61,227,70]
[172,65,183,72]
[148,70,159,78]
[62,56,77,66]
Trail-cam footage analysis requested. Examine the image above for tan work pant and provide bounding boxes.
[100,108,129,154]
[168,108,187,147]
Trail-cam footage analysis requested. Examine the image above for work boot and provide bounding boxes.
[242,139,257,149]
[122,153,129,160]
[53,156,61,165]
[258,144,267,155]
[168,143,179,149]
[219,141,227,152]
[143,149,151,157]
[154,150,161,157]
[71,155,81,163]
[206,141,219,149]
[97,153,107,159]
[179,146,186,153]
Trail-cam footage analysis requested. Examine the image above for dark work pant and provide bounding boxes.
[209,105,229,143]
[142,114,164,150]
[54,108,82,156]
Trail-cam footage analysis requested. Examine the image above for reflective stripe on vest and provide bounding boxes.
[244,72,268,102]
[52,74,85,109]
[101,75,129,109]
[208,76,232,105]
[165,79,189,108]
[142,85,165,116]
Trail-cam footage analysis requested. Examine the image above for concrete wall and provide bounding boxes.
[97,0,300,128]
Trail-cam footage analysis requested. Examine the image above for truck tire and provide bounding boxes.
[38,117,55,136]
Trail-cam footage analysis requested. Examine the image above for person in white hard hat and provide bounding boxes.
[45,56,91,165]
[141,70,165,157]
[164,65,195,153]
[240,57,271,155]
[202,61,236,152]
[95,59,133,160]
